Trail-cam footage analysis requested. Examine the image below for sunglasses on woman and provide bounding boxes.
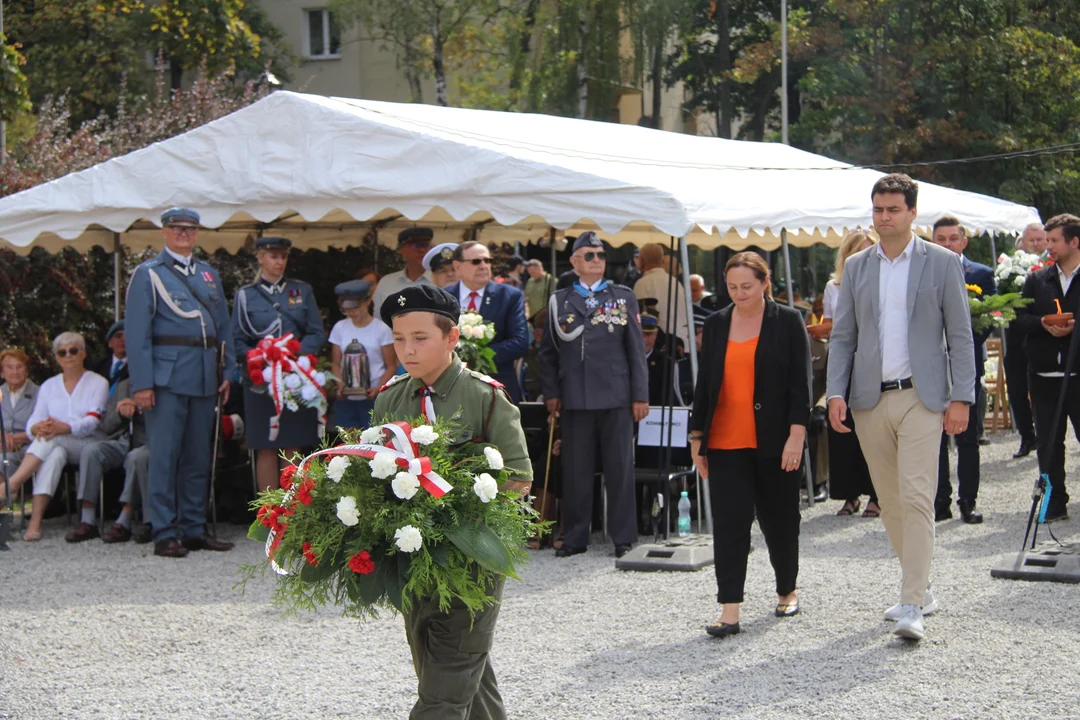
[577,251,607,262]
[55,347,81,358]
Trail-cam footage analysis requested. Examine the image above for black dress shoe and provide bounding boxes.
[1044,501,1069,523]
[935,505,953,522]
[978,436,991,446]
[615,544,633,558]
[154,538,190,558]
[555,546,587,558]
[65,522,100,543]
[1014,436,1038,459]
[705,621,740,638]
[181,535,235,552]
[133,523,153,544]
[958,500,984,524]
[813,485,828,503]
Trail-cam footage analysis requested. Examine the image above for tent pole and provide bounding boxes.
[549,228,557,277]
[781,228,795,308]
[113,232,121,321]
[678,236,698,383]
[989,232,997,264]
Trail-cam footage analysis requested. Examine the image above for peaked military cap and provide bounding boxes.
[335,279,373,299]
[105,320,125,341]
[640,307,659,333]
[161,207,201,226]
[381,284,460,327]
[571,231,603,252]
[255,236,292,251]
[398,227,435,247]
[422,242,458,272]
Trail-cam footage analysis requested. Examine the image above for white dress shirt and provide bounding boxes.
[459,284,488,312]
[372,269,433,320]
[878,237,915,382]
[26,372,108,440]
[822,280,840,321]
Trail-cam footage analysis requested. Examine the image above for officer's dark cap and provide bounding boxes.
[105,321,125,341]
[161,207,200,226]
[508,254,525,267]
[571,232,604,253]
[335,279,373,301]
[398,227,435,247]
[640,309,659,333]
[381,284,460,327]
[255,236,292,251]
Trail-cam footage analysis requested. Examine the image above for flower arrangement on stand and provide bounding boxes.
[966,283,1032,333]
[246,333,334,441]
[238,418,543,618]
[455,312,497,376]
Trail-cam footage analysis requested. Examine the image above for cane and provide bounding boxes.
[0,388,12,550]
[208,342,226,538]
[539,411,557,524]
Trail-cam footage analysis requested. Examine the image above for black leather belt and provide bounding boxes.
[881,378,914,393]
[153,335,218,349]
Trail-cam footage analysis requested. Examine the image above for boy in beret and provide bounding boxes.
[374,284,531,720]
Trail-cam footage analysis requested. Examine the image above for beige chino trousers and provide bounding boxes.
[852,388,941,606]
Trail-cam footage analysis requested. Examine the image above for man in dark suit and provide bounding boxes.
[447,241,530,402]
[539,232,649,559]
[89,321,129,395]
[930,217,996,523]
[1004,223,1046,458]
[1014,213,1080,523]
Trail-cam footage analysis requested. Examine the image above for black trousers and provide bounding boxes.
[707,449,801,604]
[827,410,877,504]
[1005,343,1036,440]
[1029,373,1080,506]
[936,402,981,507]
[560,408,636,548]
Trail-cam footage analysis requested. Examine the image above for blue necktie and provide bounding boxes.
[109,359,125,396]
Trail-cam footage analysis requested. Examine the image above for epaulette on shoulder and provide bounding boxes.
[288,277,313,289]
[465,368,505,390]
[378,373,411,394]
[610,282,634,293]
[142,256,166,268]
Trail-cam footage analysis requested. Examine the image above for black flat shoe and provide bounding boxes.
[705,621,740,638]
[615,544,633,558]
[555,546,587,558]
[958,500,983,524]
[1013,436,1037,459]
[775,602,800,618]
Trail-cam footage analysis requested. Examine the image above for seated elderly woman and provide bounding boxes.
[0,332,108,541]
[1,348,40,472]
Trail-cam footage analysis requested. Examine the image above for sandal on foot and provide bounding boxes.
[775,601,800,618]
[862,503,881,518]
[837,499,860,516]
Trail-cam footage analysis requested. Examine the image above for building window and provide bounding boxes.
[305,9,341,58]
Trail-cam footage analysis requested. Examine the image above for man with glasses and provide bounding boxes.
[445,241,530,402]
[539,232,649,559]
[125,207,235,558]
[372,228,435,319]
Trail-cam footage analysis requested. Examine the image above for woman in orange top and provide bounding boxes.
[689,253,812,638]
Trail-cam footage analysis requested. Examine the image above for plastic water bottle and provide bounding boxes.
[677,492,692,537]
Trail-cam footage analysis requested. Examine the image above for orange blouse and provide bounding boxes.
[707,336,759,450]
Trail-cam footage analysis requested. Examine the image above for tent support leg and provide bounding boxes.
[113,232,121,322]
[678,236,698,383]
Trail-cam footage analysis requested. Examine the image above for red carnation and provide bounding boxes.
[249,369,264,385]
[280,465,298,491]
[348,550,375,575]
[257,504,275,528]
[302,542,319,566]
[266,346,282,362]
[286,338,301,356]
[306,354,318,368]
[294,478,315,506]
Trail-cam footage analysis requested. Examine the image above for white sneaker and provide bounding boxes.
[883,585,939,621]
[893,604,925,640]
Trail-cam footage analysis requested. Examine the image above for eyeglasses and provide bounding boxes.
[168,226,199,236]
[55,347,81,358]
[577,251,607,262]
[404,241,431,249]
[466,258,492,266]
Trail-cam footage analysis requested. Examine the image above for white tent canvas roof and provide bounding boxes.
[0,91,1040,255]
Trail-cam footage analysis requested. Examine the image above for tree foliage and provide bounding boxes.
[0,33,32,123]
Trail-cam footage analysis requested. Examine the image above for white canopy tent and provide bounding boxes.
[0,90,1040,256]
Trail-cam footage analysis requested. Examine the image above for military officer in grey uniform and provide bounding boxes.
[126,208,236,558]
[233,236,326,493]
[538,232,649,558]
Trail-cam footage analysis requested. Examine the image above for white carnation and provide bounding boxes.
[473,473,499,503]
[360,427,384,445]
[369,452,398,479]
[296,356,312,371]
[283,373,302,390]
[336,496,359,526]
[392,471,421,500]
[394,525,423,553]
[300,385,319,402]
[483,446,504,470]
[313,371,327,386]
[411,425,439,445]
[261,367,274,384]
[326,456,350,483]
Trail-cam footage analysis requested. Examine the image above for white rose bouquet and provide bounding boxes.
[454,312,498,376]
[239,418,540,618]
[995,251,1046,293]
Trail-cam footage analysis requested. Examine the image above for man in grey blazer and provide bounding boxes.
[827,174,975,642]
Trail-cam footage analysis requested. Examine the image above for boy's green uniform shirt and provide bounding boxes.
[374,358,532,483]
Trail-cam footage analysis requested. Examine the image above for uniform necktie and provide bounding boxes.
[418,386,437,424]
[109,358,126,396]
[467,291,479,311]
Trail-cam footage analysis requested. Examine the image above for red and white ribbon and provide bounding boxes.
[248,333,327,442]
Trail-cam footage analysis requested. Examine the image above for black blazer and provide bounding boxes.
[89,354,129,386]
[691,299,812,457]
[1014,264,1080,374]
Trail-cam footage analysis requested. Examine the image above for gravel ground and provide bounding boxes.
[2,432,1080,720]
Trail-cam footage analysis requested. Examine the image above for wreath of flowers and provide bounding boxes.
[966,283,1032,333]
[455,312,497,376]
[246,333,331,440]
[238,417,542,618]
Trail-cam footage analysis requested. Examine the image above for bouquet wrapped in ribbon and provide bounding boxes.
[966,283,1031,333]
[246,333,332,441]
[994,250,1045,293]
[454,312,497,376]
[239,418,541,617]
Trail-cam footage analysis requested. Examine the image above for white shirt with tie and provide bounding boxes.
[459,284,488,312]
[877,236,915,382]
[165,246,193,269]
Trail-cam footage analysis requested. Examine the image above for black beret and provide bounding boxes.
[398,227,435,247]
[381,284,460,327]
[571,231,603,252]
[105,321,125,341]
[255,236,292,251]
